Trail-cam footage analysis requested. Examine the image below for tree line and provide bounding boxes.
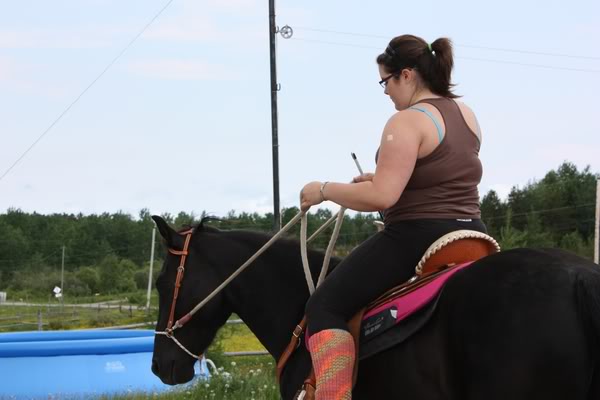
[0,161,597,300]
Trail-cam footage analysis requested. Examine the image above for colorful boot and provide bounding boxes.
[307,329,355,400]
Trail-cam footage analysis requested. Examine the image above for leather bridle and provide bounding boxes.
[153,208,345,362]
[154,228,203,360]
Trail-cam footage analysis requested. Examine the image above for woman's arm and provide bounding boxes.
[301,111,422,212]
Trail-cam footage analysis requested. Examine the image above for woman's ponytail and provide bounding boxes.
[428,38,457,98]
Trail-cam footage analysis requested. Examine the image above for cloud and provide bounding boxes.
[0,1,264,50]
[142,16,220,42]
[141,2,263,45]
[126,59,228,81]
[0,29,113,49]
[0,57,15,81]
[0,57,70,97]
[204,0,260,13]
[482,184,513,200]
[532,143,600,171]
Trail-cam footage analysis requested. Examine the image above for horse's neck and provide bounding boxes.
[223,233,325,360]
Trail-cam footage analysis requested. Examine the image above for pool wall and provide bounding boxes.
[0,329,209,399]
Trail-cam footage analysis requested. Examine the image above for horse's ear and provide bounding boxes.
[152,215,176,246]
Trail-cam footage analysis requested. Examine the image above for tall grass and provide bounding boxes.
[106,356,280,400]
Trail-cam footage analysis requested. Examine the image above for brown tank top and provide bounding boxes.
[382,97,483,223]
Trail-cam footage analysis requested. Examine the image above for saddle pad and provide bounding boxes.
[360,262,472,343]
[359,289,441,360]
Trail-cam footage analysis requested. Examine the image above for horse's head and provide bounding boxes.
[150,215,232,385]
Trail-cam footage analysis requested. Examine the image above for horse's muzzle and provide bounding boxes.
[151,358,195,385]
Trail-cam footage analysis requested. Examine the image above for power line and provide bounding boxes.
[293,26,600,61]
[292,37,380,51]
[290,37,600,74]
[459,56,600,74]
[482,203,596,221]
[0,0,176,184]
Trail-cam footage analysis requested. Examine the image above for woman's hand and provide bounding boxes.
[300,181,324,211]
[352,173,374,183]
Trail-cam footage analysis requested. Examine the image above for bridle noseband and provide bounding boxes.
[154,228,203,360]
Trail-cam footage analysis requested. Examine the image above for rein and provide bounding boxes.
[154,207,347,359]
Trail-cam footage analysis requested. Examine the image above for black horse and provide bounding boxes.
[150,216,600,399]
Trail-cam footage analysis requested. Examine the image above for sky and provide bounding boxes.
[1,0,599,219]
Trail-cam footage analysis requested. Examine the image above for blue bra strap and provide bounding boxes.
[409,106,443,143]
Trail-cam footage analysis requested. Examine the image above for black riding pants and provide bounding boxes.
[305,218,487,334]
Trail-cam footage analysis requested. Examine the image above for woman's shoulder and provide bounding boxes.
[386,108,422,126]
[382,110,424,141]
[451,100,481,139]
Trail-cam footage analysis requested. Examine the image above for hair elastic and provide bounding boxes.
[428,42,436,57]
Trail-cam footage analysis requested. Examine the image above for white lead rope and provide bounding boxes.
[179,211,305,323]
[307,212,339,243]
[300,207,347,294]
[155,330,202,360]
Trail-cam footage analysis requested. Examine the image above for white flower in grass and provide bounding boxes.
[230,361,237,367]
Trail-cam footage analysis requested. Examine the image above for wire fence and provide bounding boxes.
[0,302,146,332]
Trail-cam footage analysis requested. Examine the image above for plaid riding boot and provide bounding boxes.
[307,329,355,400]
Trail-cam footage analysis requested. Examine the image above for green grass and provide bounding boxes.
[105,357,280,400]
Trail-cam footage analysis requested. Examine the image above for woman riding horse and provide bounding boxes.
[300,34,486,399]
[151,34,600,400]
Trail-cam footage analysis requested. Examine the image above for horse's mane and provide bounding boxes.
[189,217,329,256]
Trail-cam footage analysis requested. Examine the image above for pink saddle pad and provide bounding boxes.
[363,262,473,324]
[305,262,473,345]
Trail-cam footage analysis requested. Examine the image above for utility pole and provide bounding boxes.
[595,178,599,264]
[60,245,65,304]
[269,0,281,231]
[146,226,156,311]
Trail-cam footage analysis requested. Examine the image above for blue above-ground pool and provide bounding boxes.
[0,329,210,399]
